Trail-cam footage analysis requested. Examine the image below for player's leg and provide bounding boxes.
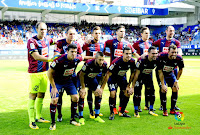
[28,73,39,129]
[35,73,50,123]
[108,78,117,120]
[118,80,131,118]
[160,78,168,116]
[49,84,60,130]
[173,67,180,110]
[56,88,64,122]
[155,68,163,111]
[118,76,129,113]
[87,89,94,117]
[133,80,142,118]
[67,80,81,126]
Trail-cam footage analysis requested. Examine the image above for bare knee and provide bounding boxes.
[110,91,116,98]
[51,98,58,104]
[29,93,37,100]
[37,92,45,98]
[71,94,79,102]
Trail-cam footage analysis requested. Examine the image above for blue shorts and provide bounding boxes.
[77,77,99,92]
[50,80,77,98]
[107,76,127,91]
[164,73,177,87]
[135,74,154,90]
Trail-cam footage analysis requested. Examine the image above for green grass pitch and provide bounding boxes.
[0,56,200,135]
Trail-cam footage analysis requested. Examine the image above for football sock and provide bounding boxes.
[161,91,167,111]
[78,98,84,117]
[120,96,129,113]
[50,104,57,124]
[28,99,35,123]
[119,90,124,107]
[35,97,43,119]
[87,90,93,115]
[171,92,178,110]
[95,96,102,118]
[57,91,63,116]
[71,101,78,119]
[109,97,115,114]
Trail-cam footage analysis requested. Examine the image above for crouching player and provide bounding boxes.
[131,46,158,118]
[47,44,83,130]
[77,51,108,125]
[100,47,136,120]
[157,45,184,116]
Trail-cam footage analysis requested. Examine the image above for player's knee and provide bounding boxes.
[71,95,79,102]
[172,87,178,92]
[29,93,37,100]
[51,98,58,104]
[110,91,116,98]
[37,92,45,98]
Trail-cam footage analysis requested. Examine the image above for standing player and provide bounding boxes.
[27,22,53,129]
[47,44,83,130]
[54,26,91,122]
[77,52,107,125]
[105,25,139,114]
[133,27,153,111]
[100,47,136,120]
[131,46,158,118]
[153,26,182,111]
[157,45,184,116]
[82,26,105,118]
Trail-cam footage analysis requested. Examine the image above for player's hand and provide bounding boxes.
[51,87,58,98]
[173,82,179,91]
[161,85,168,93]
[94,88,103,97]
[128,87,134,95]
[79,88,86,98]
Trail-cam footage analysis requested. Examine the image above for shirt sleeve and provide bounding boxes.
[54,41,62,53]
[175,40,181,48]
[50,54,65,70]
[152,39,160,47]
[27,38,38,54]
[77,43,83,54]
[177,56,184,69]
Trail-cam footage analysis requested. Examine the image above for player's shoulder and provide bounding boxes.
[105,39,114,44]
[85,59,95,65]
[111,57,121,65]
[129,57,136,63]
[103,61,108,66]
[176,54,183,60]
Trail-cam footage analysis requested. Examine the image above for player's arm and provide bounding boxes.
[79,71,86,98]
[100,71,112,90]
[126,70,135,95]
[158,69,168,93]
[31,51,52,62]
[82,54,94,60]
[94,72,108,97]
[47,67,58,98]
[133,52,140,59]
[173,68,183,90]
[131,69,140,89]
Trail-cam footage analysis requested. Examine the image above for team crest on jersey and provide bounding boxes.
[82,65,86,71]
[51,61,56,68]
[136,62,140,68]
[109,64,115,70]
[163,65,174,72]
[30,43,35,49]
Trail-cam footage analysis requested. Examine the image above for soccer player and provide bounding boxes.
[47,44,83,130]
[133,27,153,111]
[82,26,105,118]
[77,51,108,125]
[157,45,184,116]
[131,46,158,118]
[105,25,139,114]
[27,22,53,129]
[54,26,90,122]
[153,26,182,111]
[100,47,136,120]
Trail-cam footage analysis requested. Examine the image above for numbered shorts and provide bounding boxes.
[77,77,99,92]
[107,76,128,91]
[50,80,78,98]
[28,72,48,94]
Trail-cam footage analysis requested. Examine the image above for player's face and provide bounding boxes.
[166,26,175,39]
[116,28,125,39]
[148,49,158,61]
[67,48,77,60]
[37,23,47,39]
[141,29,150,41]
[96,56,104,67]
[168,48,177,59]
[123,50,132,62]
[92,30,101,41]
[66,29,76,41]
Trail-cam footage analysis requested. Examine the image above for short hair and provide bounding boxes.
[92,26,101,33]
[116,25,125,31]
[140,27,149,33]
[169,44,177,51]
[148,46,157,53]
[95,51,104,58]
[166,25,174,31]
[36,22,45,29]
[123,46,132,53]
[66,26,76,33]
[67,44,77,51]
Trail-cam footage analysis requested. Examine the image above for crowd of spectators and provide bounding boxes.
[0,20,199,48]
